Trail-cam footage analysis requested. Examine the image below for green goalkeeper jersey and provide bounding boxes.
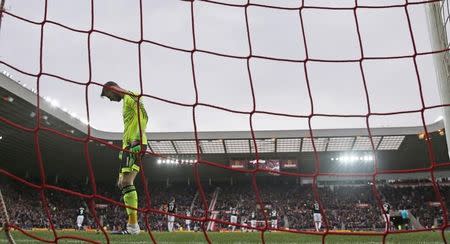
[122,92,148,148]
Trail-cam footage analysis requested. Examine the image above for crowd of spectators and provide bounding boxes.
[1,179,449,232]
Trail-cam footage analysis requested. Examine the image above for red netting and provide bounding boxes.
[0,0,450,243]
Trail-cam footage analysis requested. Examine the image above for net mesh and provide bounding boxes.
[0,0,450,243]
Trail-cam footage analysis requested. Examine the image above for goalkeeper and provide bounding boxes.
[101,81,148,235]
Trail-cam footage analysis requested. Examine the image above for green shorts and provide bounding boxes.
[119,144,147,174]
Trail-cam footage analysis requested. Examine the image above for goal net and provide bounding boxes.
[0,0,450,243]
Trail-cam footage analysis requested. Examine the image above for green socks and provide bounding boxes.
[122,185,138,225]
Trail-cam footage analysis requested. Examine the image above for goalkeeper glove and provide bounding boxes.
[118,143,142,160]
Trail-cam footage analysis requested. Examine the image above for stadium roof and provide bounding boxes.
[1,73,449,182]
[0,73,439,154]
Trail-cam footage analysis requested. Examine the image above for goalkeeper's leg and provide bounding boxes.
[118,171,139,228]
[116,143,146,234]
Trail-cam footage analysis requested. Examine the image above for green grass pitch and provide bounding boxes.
[2,230,449,243]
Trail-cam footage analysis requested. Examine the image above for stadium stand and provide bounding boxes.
[2,177,449,232]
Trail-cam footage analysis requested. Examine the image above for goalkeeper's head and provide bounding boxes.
[101,81,123,102]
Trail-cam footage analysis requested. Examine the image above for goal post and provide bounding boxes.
[426,1,450,159]
[0,189,15,244]
[0,0,5,32]
[1,1,450,243]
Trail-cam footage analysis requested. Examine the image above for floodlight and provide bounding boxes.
[80,118,89,125]
[50,99,59,108]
